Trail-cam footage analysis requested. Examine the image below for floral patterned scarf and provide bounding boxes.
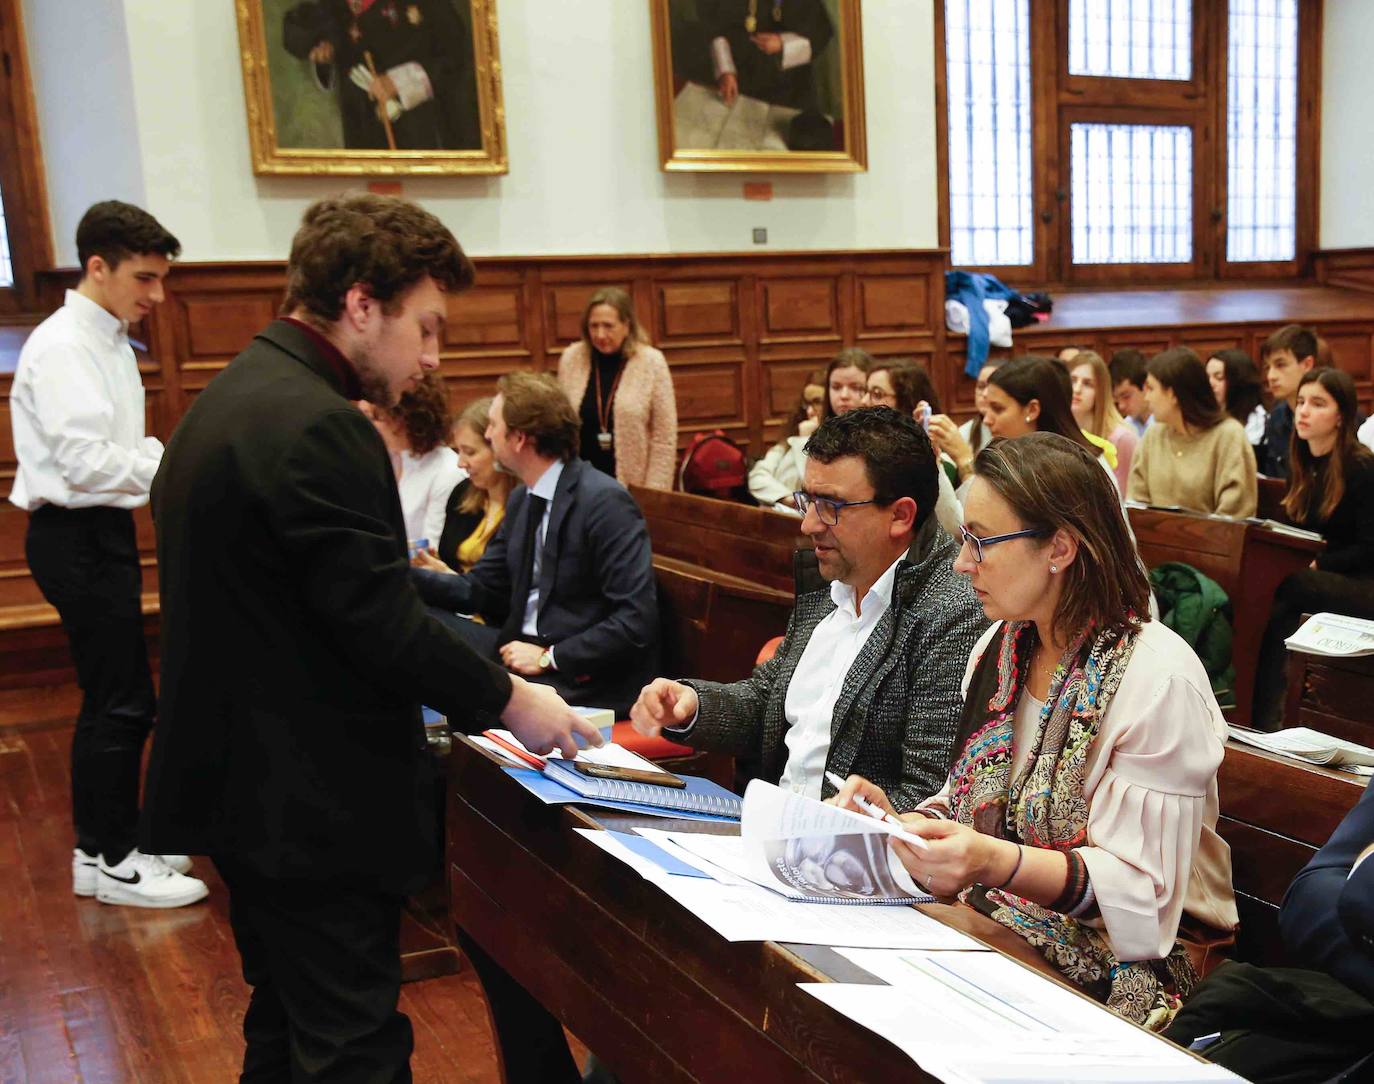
[947,619,1199,1030]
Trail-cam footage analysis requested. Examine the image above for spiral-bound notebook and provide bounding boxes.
[540,759,742,820]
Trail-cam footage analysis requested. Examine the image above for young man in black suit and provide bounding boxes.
[140,194,601,1083]
[412,370,658,717]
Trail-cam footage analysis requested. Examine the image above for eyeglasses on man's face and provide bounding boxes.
[958,524,1051,564]
[793,491,878,526]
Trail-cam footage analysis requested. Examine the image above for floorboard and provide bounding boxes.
[0,718,575,1083]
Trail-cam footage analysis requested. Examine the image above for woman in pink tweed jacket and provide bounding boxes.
[557,288,678,490]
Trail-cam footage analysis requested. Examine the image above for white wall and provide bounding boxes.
[22,0,147,262]
[1320,1,1374,249]
[27,0,939,266]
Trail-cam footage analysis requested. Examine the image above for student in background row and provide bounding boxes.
[933,355,1113,494]
[412,396,512,574]
[748,372,824,509]
[750,349,873,508]
[1109,348,1152,438]
[864,361,963,537]
[1070,350,1137,491]
[1128,347,1257,519]
[557,287,677,490]
[822,346,873,417]
[1206,348,1267,448]
[361,371,465,548]
[835,433,1237,1030]
[1258,323,1319,480]
[956,357,1005,460]
[1253,368,1374,729]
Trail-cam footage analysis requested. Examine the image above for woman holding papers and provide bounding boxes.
[1253,367,1374,728]
[834,433,1237,1031]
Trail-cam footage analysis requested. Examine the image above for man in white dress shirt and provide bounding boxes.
[9,201,206,908]
[631,407,986,811]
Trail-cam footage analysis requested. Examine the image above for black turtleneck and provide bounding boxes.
[578,347,623,479]
[1300,451,1374,576]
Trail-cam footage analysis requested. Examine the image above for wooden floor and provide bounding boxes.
[0,718,524,1084]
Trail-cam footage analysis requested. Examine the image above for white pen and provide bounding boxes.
[825,770,929,850]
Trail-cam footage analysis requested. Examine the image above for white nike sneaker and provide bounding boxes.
[73,847,98,897]
[74,849,194,896]
[96,851,210,908]
[157,854,194,875]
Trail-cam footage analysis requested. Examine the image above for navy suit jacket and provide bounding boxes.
[412,457,658,714]
[1281,779,1374,999]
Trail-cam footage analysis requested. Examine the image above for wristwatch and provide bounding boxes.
[537,649,554,672]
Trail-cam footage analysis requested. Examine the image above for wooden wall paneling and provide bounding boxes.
[1314,248,1374,294]
[655,280,740,344]
[757,277,842,343]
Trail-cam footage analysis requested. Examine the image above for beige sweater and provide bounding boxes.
[1126,416,1258,518]
[557,340,678,490]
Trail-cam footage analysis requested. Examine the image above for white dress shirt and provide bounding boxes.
[394,445,466,545]
[9,290,162,511]
[520,459,565,640]
[776,553,904,800]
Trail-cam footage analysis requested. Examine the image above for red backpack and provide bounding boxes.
[678,430,750,502]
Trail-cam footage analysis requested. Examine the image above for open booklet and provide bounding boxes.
[661,779,932,905]
[1227,724,1374,773]
[1285,612,1374,658]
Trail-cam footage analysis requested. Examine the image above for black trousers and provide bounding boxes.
[26,504,155,863]
[454,928,580,1084]
[1253,569,1374,730]
[215,857,413,1083]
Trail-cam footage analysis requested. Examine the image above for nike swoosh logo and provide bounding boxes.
[103,870,141,885]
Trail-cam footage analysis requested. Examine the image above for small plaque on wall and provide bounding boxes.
[649,0,868,174]
[235,0,508,176]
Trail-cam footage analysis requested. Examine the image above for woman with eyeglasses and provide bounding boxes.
[833,433,1237,1029]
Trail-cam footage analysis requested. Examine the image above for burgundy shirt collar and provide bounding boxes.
[282,317,363,401]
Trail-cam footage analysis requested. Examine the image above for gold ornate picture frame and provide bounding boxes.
[235,0,507,176]
[650,0,867,173]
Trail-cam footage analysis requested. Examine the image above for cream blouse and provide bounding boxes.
[919,620,1239,962]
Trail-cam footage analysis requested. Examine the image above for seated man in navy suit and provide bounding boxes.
[1162,782,1374,1081]
[1281,781,1374,1000]
[412,371,657,716]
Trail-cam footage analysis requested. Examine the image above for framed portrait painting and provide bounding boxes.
[235,0,508,175]
[650,0,867,173]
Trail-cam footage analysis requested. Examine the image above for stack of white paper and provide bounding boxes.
[801,949,1243,1083]
[1285,612,1374,657]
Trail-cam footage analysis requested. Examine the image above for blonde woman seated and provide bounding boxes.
[1128,347,1257,518]
[1070,350,1137,491]
[361,371,465,547]
[412,397,513,575]
[748,373,824,509]
[557,287,677,490]
[834,433,1237,1029]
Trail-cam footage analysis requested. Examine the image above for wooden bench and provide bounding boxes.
[1284,644,1374,748]
[631,485,807,596]
[1127,506,1324,725]
[1217,741,1366,966]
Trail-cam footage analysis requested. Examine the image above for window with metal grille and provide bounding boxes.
[945,0,1034,267]
[1068,0,1192,80]
[1071,123,1193,265]
[1226,0,1298,262]
[0,179,13,289]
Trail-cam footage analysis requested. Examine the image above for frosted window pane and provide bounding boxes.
[1069,0,1192,80]
[1227,0,1298,262]
[0,179,12,289]
[1071,123,1193,264]
[946,0,1033,266]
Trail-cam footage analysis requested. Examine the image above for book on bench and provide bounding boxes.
[539,757,743,819]
[1228,725,1374,773]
